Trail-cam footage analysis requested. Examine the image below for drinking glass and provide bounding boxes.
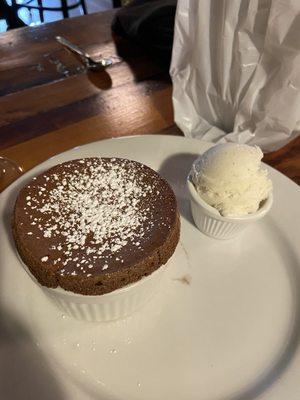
[0,157,23,192]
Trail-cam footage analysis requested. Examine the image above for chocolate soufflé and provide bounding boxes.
[12,158,180,295]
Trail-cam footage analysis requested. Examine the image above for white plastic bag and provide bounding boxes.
[170,0,300,152]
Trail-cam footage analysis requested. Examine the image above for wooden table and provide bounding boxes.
[0,9,299,189]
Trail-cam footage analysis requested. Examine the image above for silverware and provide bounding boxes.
[55,36,112,71]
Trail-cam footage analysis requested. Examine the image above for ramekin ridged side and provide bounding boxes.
[22,262,167,322]
[187,177,273,240]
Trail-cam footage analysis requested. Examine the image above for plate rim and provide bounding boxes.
[1,134,300,400]
[1,135,299,198]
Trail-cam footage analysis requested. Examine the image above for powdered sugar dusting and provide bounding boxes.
[21,158,175,277]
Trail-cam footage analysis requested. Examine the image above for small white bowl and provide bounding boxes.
[22,261,167,322]
[187,175,273,240]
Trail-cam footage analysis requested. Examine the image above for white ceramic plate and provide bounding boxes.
[1,135,300,400]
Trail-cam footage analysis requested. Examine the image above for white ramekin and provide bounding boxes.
[22,262,167,322]
[187,175,273,240]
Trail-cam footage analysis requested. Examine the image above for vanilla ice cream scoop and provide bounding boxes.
[191,143,273,217]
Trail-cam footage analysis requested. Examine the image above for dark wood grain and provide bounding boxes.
[0,9,299,191]
[0,73,171,149]
[263,135,300,185]
[0,10,172,152]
